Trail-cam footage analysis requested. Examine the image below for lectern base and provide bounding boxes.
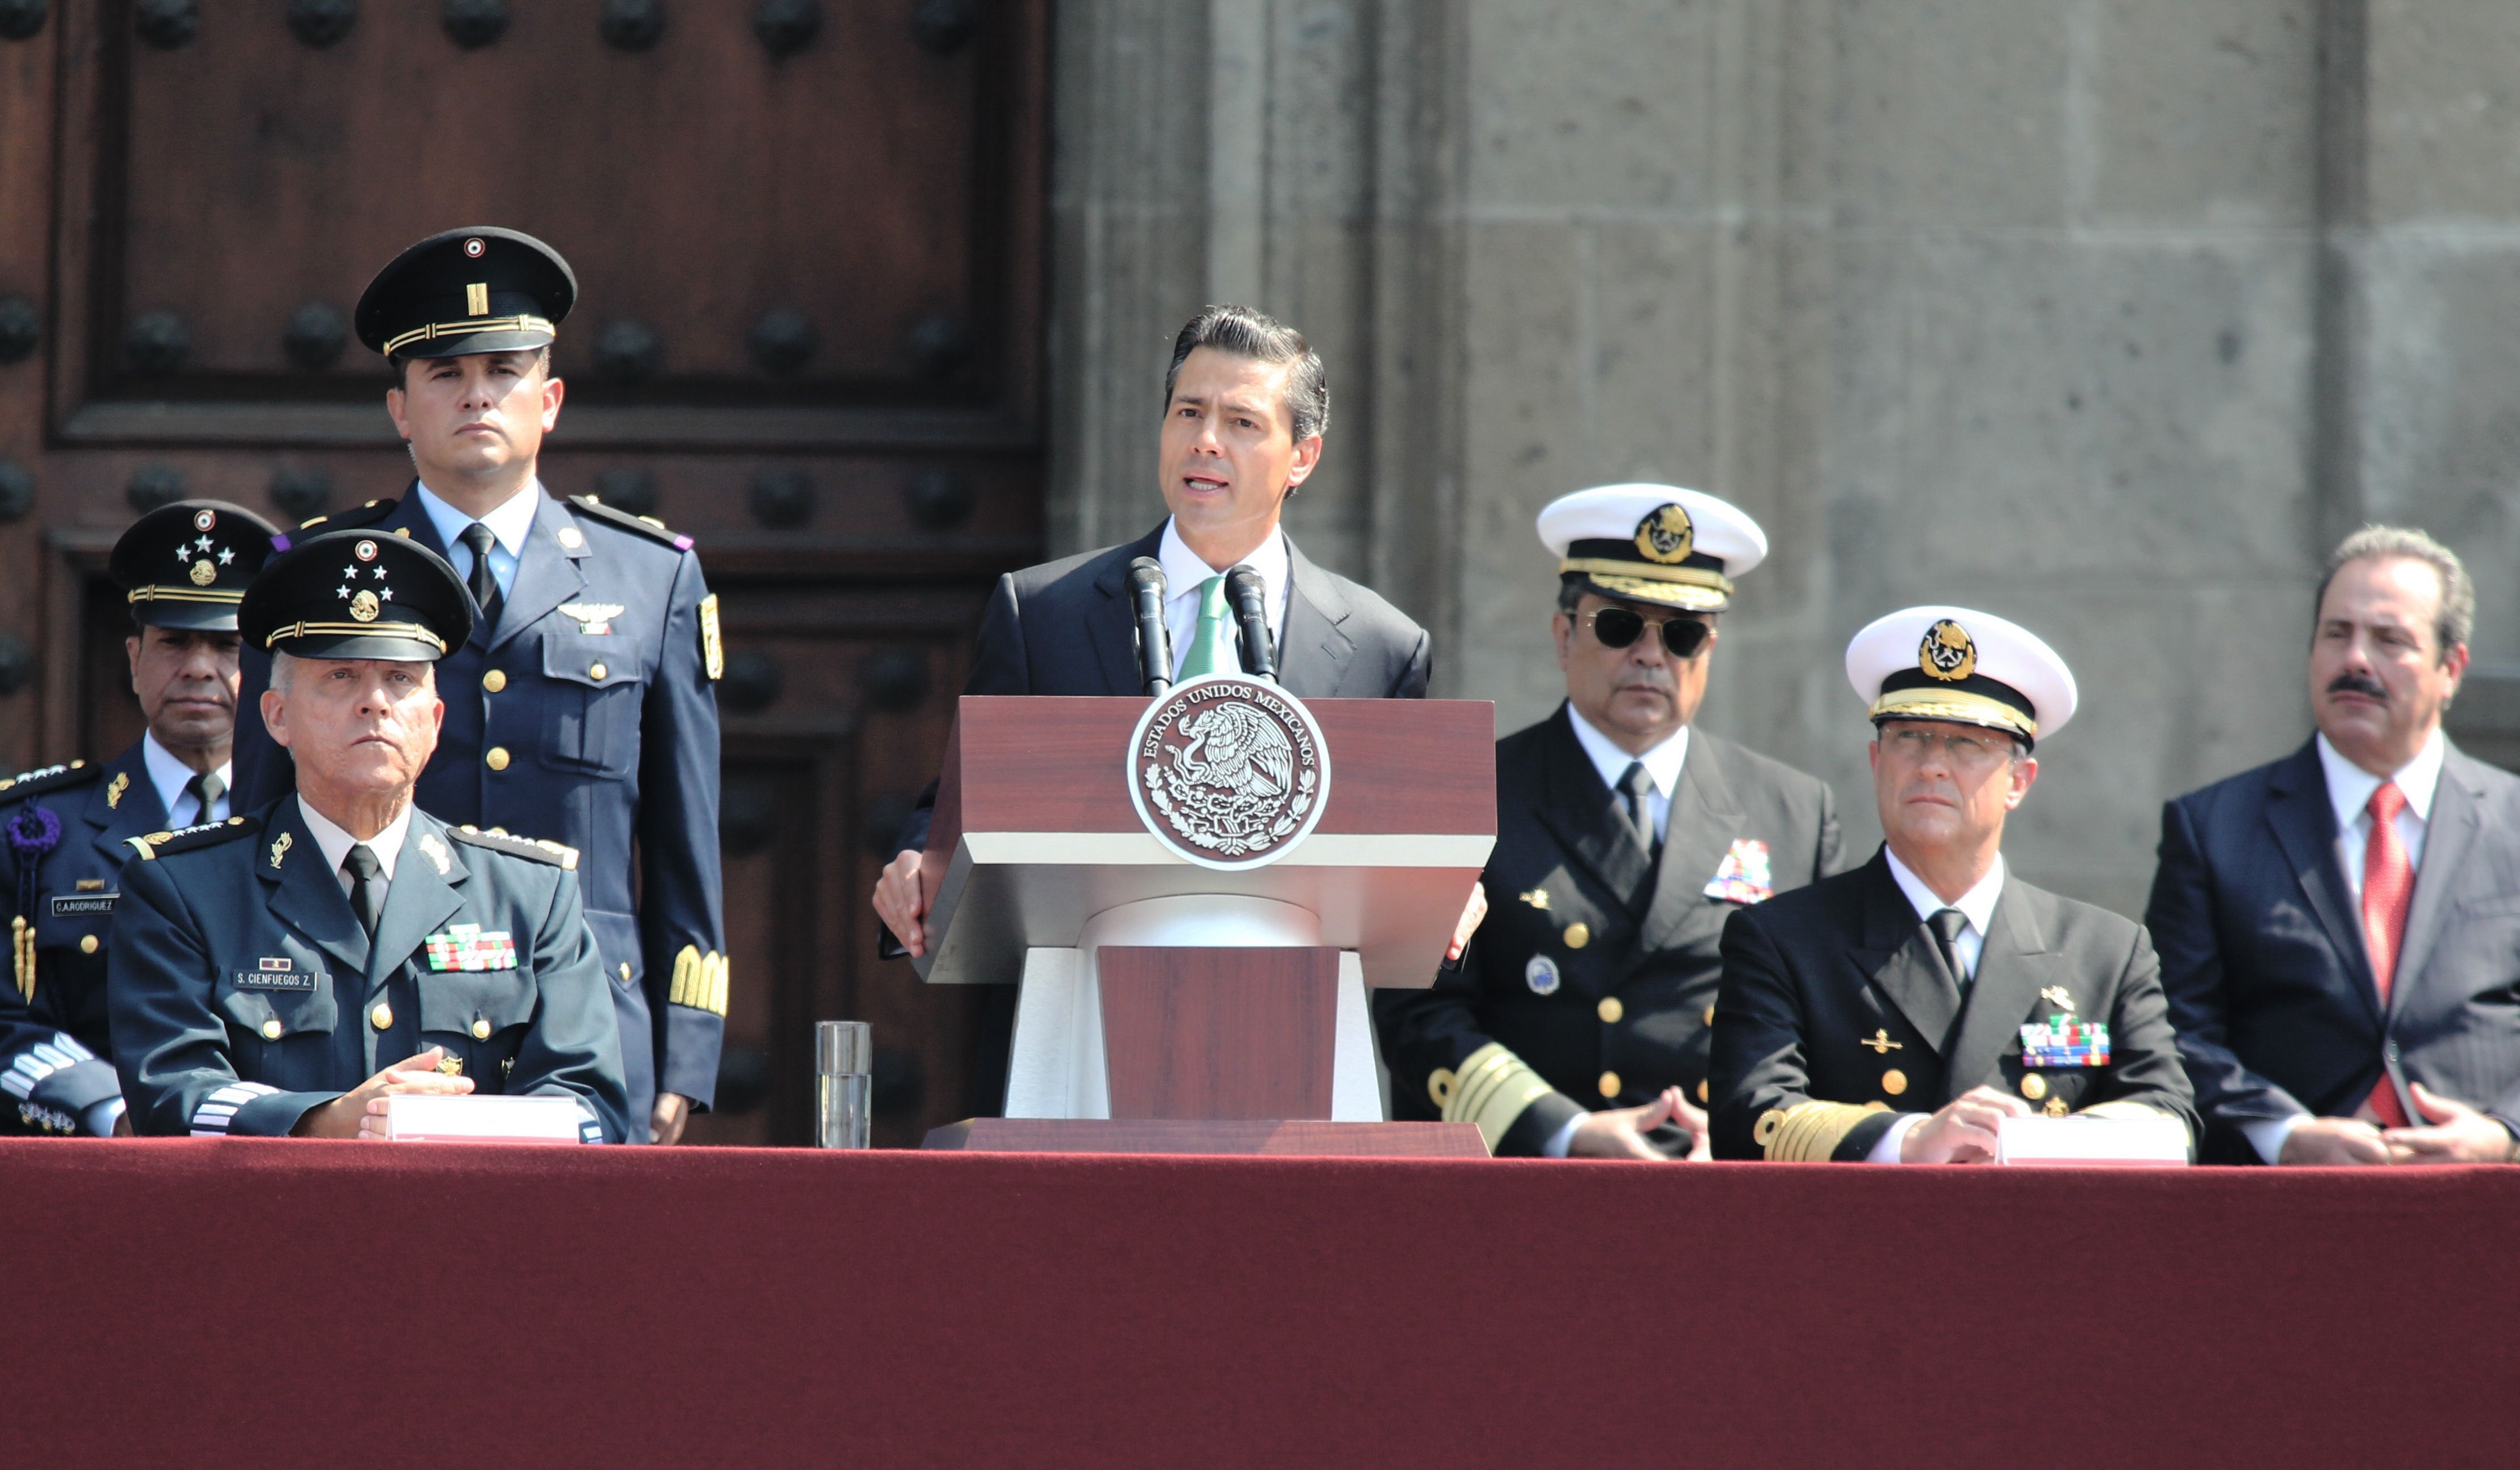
[922,1118,1488,1158]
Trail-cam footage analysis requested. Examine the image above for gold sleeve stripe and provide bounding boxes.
[666,945,731,1017]
[1758,1100,1890,1162]
[1440,1042,1555,1153]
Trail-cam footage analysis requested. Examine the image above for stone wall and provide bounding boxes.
[1049,0,2520,919]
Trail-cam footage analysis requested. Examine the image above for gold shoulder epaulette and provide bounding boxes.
[294,496,400,533]
[565,494,696,552]
[1752,1099,1891,1162]
[450,825,580,871]
[125,815,258,861]
[0,760,100,805]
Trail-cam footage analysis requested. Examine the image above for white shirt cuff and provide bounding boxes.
[1542,1112,1582,1159]
[2242,1112,2307,1165]
[1866,1112,1929,1163]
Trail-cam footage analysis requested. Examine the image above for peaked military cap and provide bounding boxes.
[1844,605,2078,749]
[355,226,576,362]
[1537,483,1769,612]
[109,500,281,632]
[239,529,474,662]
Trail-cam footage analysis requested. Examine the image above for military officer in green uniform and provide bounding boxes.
[109,529,627,1141]
[1376,485,1843,1158]
[1709,607,2196,1162]
[1,500,276,1134]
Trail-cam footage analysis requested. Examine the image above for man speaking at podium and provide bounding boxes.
[873,306,1434,1110]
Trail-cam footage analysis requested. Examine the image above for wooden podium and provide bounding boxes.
[914,689,1494,1156]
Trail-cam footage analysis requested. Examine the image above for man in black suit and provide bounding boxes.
[1377,484,1841,1159]
[2147,526,2520,1165]
[1710,607,2196,1162]
[871,306,1437,1108]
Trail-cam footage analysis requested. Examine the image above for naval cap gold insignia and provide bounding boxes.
[1632,503,1695,565]
[189,560,217,586]
[1919,619,1975,682]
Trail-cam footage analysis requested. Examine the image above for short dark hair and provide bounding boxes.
[391,344,554,390]
[1163,305,1329,443]
[2314,524,2474,661]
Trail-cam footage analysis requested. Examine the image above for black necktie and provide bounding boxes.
[1618,761,1657,855]
[181,770,226,825]
[458,522,502,631]
[344,844,384,941]
[1928,907,1971,991]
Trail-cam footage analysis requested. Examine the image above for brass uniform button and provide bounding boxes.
[1597,997,1624,1024]
[1597,1070,1621,1099]
[589,662,607,681]
[2044,1095,2069,1117]
[619,962,632,981]
[370,1002,393,1031]
[485,747,511,772]
[482,668,508,693]
[472,1018,492,1040]
[260,1018,283,1040]
[79,935,100,954]
[1695,1079,1709,1103]
[1702,1004,1715,1027]
[2020,1073,2048,1102]
[1881,1068,1907,1096]
[1563,921,1590,950]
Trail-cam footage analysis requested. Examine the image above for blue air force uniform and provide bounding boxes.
[1,499,275,1134]
[228,228,728,1131]
[112,525,627,1140]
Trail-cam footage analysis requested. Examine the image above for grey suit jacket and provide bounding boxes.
[2147,736,2520,1160]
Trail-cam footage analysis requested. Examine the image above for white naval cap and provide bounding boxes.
[1843,606,2078,748]
[1536,483,1769,612]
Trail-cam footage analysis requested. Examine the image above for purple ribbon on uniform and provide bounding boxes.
[6,804,61,929]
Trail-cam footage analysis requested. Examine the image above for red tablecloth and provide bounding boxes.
[6,1139,2512,1468]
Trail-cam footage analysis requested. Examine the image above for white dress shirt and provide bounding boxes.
[297,796,413,899]
[1157,517,1293,679]
[141,733,232,828]
[1563,706,1688,845]
[1868,847,2008,1163]
[1541,711,1693,1157]
[415,479,540,602]
[2239,730,2448,1163]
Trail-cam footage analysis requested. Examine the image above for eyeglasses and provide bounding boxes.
[1583,607,1713,658]
[1880,725,2013,766]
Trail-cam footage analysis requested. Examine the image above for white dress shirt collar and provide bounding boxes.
[1882,844,2005,940]
[1563,704,1689,803]
[1157,516,1294,674]
[140,733,230,826]
[2316,727,2444,832]
[414,479,542,561]
[296,795,412,885]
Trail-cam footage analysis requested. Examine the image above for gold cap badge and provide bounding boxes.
[1633,504,1695,565]
[1919,619,1975,682]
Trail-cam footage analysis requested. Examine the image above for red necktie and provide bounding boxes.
[2361,781,2411,1127]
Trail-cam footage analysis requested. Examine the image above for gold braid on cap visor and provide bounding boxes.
[380,314,556,357]
[261,620,448,654]
[127,587,245,605]
[1556,558,1732,610]
[1868,685,2038,739]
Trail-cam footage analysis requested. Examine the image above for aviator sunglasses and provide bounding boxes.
[1583,606,1713,658]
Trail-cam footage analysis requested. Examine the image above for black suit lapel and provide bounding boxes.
[1641,731,1743,949]
[487,493,588,653]
[1277,540,1356,698]
[1087,525,1169,697]
[364,815,468,989]
[1848,852,1960,1056]
[1529,706,1654,908]
[1944,882,2064,1102]
[2391,744,2484,1019]
[255,801,371,980]
[84,745,165,867]
[2264,742,2383,1023]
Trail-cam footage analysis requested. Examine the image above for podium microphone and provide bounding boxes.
[1223,565,1277,682]
[1126,556,1173,696]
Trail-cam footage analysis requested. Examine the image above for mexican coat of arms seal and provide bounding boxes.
[1126,674,1332,869]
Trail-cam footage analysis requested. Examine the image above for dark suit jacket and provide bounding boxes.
[1376,705,1841,1154]
[231,487,725,1122]
[1712,851,2197,1160]
[2146,737,2520,1162]
[109,799,628,1143]
[0,745,165,1132]
[898,521,1430,852]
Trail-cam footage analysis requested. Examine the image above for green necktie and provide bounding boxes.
[1176,575,1237,678]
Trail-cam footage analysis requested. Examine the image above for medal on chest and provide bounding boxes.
[423,923,517,972]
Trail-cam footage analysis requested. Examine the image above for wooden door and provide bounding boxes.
[0,0,1047,1146]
